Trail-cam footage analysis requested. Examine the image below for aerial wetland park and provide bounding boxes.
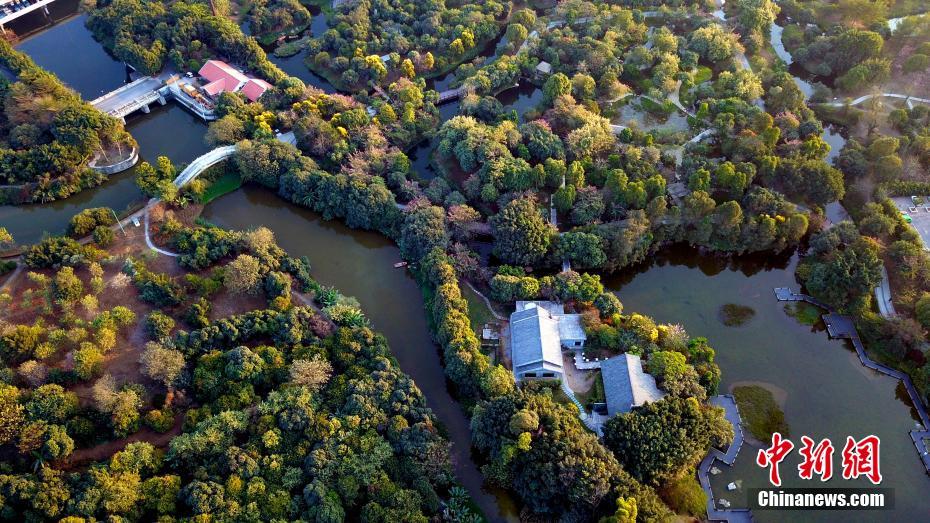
[1,0,930,521]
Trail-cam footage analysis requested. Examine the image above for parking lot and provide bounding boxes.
[893,196,930,249]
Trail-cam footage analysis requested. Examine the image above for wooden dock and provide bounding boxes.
[775,287,930,475]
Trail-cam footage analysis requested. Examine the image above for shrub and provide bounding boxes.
[903,54,930,74]
[73,345,104,380]
[93,226,115,247]
[145,311,176,340]
[144,408,176,433]
[68,207,116,238]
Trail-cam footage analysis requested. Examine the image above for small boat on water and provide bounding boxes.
[393,261,408,268]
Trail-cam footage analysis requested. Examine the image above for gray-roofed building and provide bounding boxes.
[510,301,587,381]
[601,353,665,416]
[535,61,552,78]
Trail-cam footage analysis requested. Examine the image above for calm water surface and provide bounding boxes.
[607,248,930,521]
[202,187,520,521]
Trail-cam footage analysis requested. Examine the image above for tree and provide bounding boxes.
[916,293,930,330]
[225,254,262,295]
[205,115,246,146]
[145,311,175,340]
[289,355,332,391]
[400,205,449,261]
[53,266,83,304]
[600,496,637,523]
[0,384,25,445]
[490,197,554,265]
[555,232,606,269]
[140,342,186,389]
[0,227,12,248]
[543,73,572,103]
[802,234,882,311]
[603,397,733,485]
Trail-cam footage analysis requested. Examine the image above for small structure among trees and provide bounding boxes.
[601,353,665,416]
[509,301,586,382]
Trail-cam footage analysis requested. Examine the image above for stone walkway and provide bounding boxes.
[776,287,930,475]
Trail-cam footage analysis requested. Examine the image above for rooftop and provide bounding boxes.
[511,303,563,376]
[601,353,664,416]
[241,78,273,102]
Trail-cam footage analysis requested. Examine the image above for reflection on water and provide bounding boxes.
[202,187,520,522]
[0,104,209,244]
[15,14,127,100]
[607,246,930,522]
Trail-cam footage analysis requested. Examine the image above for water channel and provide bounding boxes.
[3,5,928,521]
[200,187,520,521]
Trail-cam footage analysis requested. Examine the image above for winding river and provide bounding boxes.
[2,5,928,522]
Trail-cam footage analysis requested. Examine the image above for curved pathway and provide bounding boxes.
[774,287,930,474]
[821,93,930,108]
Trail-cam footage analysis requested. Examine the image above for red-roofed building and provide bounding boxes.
[241,78,273,102]
[198,60,248,98]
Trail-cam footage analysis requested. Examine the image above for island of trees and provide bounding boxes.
[0,42,134,205]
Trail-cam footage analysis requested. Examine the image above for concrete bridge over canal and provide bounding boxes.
[90,76,168,120]
[89,74,217,122]
[0,0,56,34]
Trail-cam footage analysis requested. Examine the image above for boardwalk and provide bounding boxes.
[697,395,753,522]
[437,87,465,104]
[775,288,930,475]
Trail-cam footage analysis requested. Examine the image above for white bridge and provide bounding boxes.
[172,145,238,188]
[171,132,295,188]
[0,0,56,33]
[90,76,168,120]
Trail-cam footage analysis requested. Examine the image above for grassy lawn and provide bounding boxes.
[199,171,242,204]
[575,371,605,408]
[693,65,713,84]
[783,302,823,326]
[460,282,495,334]
[733,385,789,442]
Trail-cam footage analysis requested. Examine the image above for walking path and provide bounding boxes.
[821,93,930,108]
[143,199,179,257]
[697,394,752,523]
[774,287,930,475]
[0,263,23,294]
[462,280,506,321]
[874,265,897,319]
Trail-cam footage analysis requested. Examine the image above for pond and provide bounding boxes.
[0,8,211,245]
[607,97,691,134]
[0,103,210,245]
[606,247,930,521]
[201,186,520,522]
[15,12,127,100]
[265,6,337,94]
